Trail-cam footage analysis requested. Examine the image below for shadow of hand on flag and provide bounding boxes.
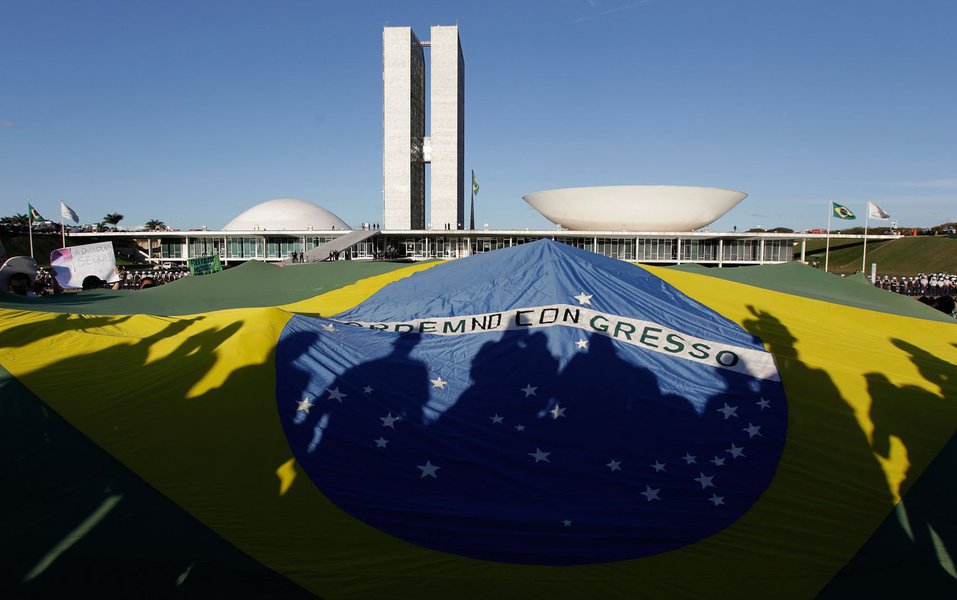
[0,313,134,350]
[2,312,324,596]
[850,341,957,592]
[743,306,957,595]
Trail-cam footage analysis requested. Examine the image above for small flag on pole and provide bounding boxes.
[28,203,46,222]
[472,171,480,195]
[60,201,80,224]
[832,202,856,220]
[867,201,890,220]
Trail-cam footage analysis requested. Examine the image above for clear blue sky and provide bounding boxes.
[2,0,955,232]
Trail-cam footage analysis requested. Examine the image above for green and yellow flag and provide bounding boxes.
[1,245,954,598]
[833,202,856,220]
[27,203,46,222]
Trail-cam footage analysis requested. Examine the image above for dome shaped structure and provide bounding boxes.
[223,198,351,231]
[522,185,747,232]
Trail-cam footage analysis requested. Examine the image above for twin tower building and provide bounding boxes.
[383,26,465,231]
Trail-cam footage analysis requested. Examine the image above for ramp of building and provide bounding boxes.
[300,229,380,263]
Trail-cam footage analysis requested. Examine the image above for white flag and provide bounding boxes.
[60,201,80,224]
[867,201,890,220]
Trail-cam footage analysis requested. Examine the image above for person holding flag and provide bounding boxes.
[862,201,891,276]
[824,202,855,272]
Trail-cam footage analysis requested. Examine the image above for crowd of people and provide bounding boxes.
[115,267,190,290]
[873,272,956,318]
[6,266,190,297]
[874,272,956,297]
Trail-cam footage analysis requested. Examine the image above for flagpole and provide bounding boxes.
[61,204,66,248]
[28,203,35,258]
[861,204,869,274]
[824,201,832,272]
[469,169,475,230]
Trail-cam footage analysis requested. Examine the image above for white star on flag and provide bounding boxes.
[515,425,525,431]
[575,339,588,350]
[326,387,347,402]
[710,456,726,467]
[694,473,715,489]
[682,453,697,464]
[430,377,448,389]
[709,493,725,506]
[606,459,622,471]
[757,399,771,410]
[363,385,374,394]
[490,415,504,424]
[562,519,572,527]
[417,461,440,478]
[717,403,738,419]
[651,461,667,472]
[321,323,337,333]
[573,292,593,305]
[529,448,551,463]
[521,384,538,397]
[640,485,661,501]
[743,423,762,438]
[380,412,400,428]
[296,398,313,413]
[550,404,567,419]
[727,443,746,459]
[374,437,389,448]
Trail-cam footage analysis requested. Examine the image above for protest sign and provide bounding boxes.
[51,241,120,289]
[188,255,222,276]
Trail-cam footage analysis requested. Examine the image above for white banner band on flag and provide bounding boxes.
[340,304,780,382]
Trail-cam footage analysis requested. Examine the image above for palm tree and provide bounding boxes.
[145,219,166,231]
[103,213,125,230]
[1,213,29,231]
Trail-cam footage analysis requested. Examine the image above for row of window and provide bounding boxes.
[155,235,795,264]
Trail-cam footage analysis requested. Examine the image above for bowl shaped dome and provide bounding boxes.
[522,185,747,231]
[224,198,351,231]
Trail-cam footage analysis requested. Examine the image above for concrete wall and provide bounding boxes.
[382,27,425,229]
[429,26,465,230]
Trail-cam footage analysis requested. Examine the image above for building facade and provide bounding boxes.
[383,25,464,231]
[76,229,894,269]
[382,27,426,230]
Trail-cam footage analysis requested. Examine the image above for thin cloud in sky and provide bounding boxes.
[573,0,655,24]
[897,178,957,190]
[1,121,17,129]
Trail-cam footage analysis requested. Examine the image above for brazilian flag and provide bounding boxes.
[28,203,46,222]
[1,241,955,598]
[833,202,856,220]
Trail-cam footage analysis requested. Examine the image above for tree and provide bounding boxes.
[0,213,29,231]
[145,219,166,231]
[103,213,125,230]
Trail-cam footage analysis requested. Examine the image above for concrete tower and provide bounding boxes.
[383,25,464,230]
[382,27,426,230]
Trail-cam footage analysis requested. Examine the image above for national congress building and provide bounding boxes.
[72,25,895,266]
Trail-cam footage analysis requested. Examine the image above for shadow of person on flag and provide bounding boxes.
[550,330,784,561]
[456,327,559,423]
[741,306,905,596]
[1,316,304,596]
[275,327,448,547]
[854,341,957,592]
[0,313,133,350]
